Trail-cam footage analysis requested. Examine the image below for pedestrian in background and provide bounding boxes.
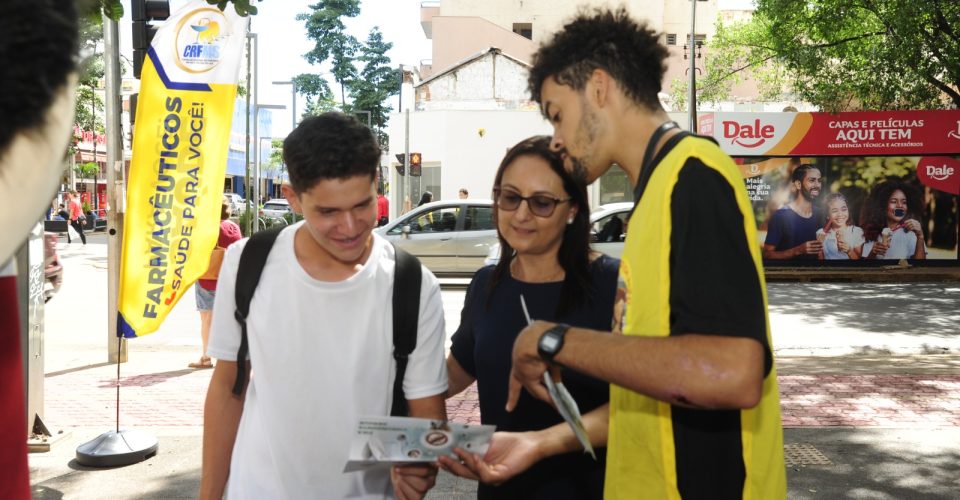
[458,187,469,199]
[440,136,617,498]
[377,185,389,226]
[417,191,433,207]
[191,196,242,369]
[66,191,86,245]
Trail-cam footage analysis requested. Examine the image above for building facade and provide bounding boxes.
[388,0,775,216]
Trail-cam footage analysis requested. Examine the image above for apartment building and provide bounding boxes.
[387,0,747,212]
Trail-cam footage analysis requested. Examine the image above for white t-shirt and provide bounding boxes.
[823,225,864,260]
[207,224,448,499]
[862,227,922,260]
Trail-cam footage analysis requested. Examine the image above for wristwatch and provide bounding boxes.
[538,323,571,362]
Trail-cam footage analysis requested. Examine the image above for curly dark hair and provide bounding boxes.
[487,136,593,316]
[859,177,924,243]
[527,7,668,111]
[283,112,380,193]
[0,0,78,153]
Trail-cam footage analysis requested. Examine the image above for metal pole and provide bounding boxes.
[290,85,296,131]
[103,14,126,363]
[404,109,410,214]
[244,27,253,235]
[688,0,698,132]
[252,33,261,233]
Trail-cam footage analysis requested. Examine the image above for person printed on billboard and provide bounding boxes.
[818,193,865,260]
[860,178,927,260]
[762,164,823,260]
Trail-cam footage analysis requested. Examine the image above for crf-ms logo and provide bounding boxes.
[723,120,775,148]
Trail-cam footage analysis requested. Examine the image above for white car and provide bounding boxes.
[485,202,634,265]
[225,192,245,214]
[375,199,498,275]
[260,198,292,219]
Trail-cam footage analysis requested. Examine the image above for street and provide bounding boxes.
[30,232,960,499]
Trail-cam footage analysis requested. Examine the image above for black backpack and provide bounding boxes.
[229,227,422,417]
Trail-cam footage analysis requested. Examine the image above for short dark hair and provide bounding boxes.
[282,112,380,193]
[791,164,821,183]
[0,0,78,154]
[488,136,593,316]
[528,7,668,110]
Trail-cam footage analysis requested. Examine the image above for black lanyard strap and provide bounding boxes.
[633,121,680,203]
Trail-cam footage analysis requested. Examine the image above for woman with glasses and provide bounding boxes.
[440,136,618,499]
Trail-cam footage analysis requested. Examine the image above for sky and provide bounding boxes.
[120,0,754,137]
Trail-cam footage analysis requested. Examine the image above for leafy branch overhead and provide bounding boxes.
[696,0,959,111]
[206,0,263,17]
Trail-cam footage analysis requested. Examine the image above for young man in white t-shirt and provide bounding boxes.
[200,113,448,499]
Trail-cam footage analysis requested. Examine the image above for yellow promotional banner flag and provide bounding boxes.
[119,1,247,337]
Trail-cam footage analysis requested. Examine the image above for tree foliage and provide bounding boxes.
[74,10,105,152]
[207,0,262,17]
[74,162,100,184]
[295,2,400,148]
[695,0,959,111]
[350,28,400,146]
[297,0,361,107]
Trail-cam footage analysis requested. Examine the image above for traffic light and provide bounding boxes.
[394,153,405,175]
[128,93,139,140]
[409,152,422,177]
[131,1,171,79]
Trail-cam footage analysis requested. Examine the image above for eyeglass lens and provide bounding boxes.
[496,190,562,217]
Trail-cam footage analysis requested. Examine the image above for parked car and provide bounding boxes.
[43,232,63,302]
[485,202,634,265]
[260,198,292,219]
[375,199,497,275]
[225,192,246,214]
[588,202,633,259]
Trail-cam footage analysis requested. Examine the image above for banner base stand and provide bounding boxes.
[75,429,158,467]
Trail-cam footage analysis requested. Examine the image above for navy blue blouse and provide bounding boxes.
[450,255,620,499]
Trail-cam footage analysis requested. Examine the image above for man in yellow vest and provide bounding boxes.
[495,8,786,500]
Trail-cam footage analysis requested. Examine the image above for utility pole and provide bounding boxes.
[404,109,411,214]
[688,0,698,132]
[244,26,253,235]
[103,13,126,362]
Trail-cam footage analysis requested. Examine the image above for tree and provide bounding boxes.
[351,28,400,147]
[74,162,101,201]
[292,73,337,119]
[698,0,960,111]
[206,0,262,16]
[297,0,362,107]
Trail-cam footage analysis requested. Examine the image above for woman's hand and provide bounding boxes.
[437,432,543,485]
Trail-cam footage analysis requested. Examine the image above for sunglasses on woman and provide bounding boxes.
[494,188,571,218]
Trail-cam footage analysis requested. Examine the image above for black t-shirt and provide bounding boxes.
[764,204,821,258]
[450,256,619,500]
[666,159,771,499]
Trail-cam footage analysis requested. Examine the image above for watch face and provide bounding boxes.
[540,334,561,352]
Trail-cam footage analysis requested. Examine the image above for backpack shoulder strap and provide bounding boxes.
[232,226,284,396]
[390,244,422,416]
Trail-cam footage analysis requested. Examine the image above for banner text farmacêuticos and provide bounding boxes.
[119,2,246,337]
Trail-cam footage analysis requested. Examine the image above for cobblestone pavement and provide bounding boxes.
[43,360,960,430]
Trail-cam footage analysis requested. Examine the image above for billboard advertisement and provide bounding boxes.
[701,111,960,266]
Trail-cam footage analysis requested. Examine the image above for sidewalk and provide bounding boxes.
[29,235,960,498]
